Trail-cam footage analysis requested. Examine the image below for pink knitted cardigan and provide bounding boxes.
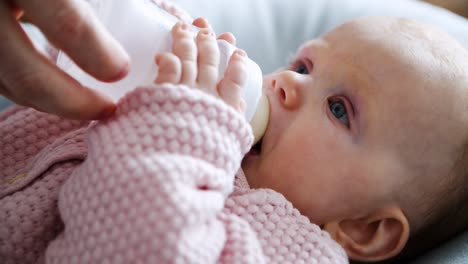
[0,84,348,263]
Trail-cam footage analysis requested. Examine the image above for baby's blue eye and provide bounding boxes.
[329,100,349,127]
[294,63,309,74]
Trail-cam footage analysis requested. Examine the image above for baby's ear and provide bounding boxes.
[323,205,410,262]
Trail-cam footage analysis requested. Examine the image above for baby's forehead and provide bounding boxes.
[329,19,468,154]
[326,18,467,76]
[333,17,431,37]
[331,17,467,55]
[325,19,468,130]
[326,17,440,52]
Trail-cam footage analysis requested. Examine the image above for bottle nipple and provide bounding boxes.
[249,94,270,144]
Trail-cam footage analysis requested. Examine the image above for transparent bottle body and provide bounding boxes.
[57,0,268,142]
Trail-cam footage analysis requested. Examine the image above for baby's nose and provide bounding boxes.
[270,72,301,110]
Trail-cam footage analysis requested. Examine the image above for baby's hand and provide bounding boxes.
[154,20,247,114]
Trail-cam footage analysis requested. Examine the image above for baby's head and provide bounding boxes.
[242,16,468,262]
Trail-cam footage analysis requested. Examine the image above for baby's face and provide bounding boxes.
[242,17,468,227]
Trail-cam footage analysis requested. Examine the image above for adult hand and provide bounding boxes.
[0,0,130,120]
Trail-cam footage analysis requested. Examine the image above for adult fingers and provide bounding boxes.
[0,81,34,108]
[217,50,248,112]
[0,3,116,120]
[196,28,219,93]
[16,0,129,82]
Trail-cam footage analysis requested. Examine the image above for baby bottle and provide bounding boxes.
[56,0,269,143]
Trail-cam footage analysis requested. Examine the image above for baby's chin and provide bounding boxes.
[241,157,258,188]
[242,136,263,175]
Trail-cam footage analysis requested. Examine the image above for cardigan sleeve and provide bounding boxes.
[0,106,88,194]
[45,84,263,263]
[0,106,88,263]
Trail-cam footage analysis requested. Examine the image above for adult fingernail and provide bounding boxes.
[106,61,130,82]
[96,105,116,119]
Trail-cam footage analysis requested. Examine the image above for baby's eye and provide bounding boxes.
[289,58,312,75]
[329,99,350,127]
[294,63,309,74]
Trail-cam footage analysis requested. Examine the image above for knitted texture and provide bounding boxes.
[228,172,348,263]
[46,84,255,263]
[1,84,348,263]
[0,107,88,264]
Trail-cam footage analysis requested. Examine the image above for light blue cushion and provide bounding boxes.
[412,229,468,263]
[0,97,12,110]
[174,0,468,73]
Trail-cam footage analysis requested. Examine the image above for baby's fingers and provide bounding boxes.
[217,32,236,46]
[196,28,219,93]
[154,53,181,84]
[171,22,197,86]
[193,17,235,45]
[217,50,248,113]
[192,17,212,31]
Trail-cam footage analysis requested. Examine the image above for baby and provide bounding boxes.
[1,16,467,264]
[248,16,468,263]
[154,16,468,263]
